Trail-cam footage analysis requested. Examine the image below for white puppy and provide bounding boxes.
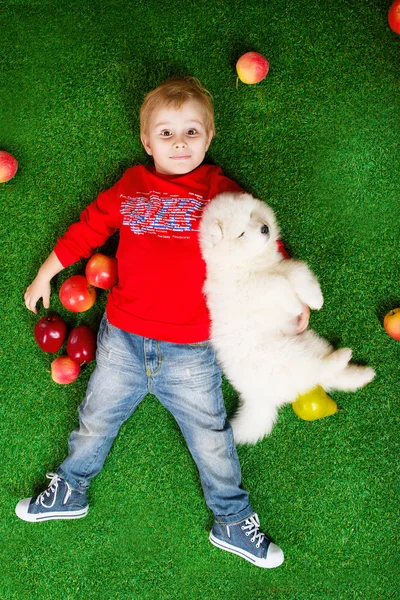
[199,192,375,444]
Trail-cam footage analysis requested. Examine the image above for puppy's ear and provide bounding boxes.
[207,220,223,246]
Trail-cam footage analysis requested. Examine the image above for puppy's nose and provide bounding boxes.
[261,224,270,235]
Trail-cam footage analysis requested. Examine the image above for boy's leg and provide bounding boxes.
[153,339,251,520]
[152,339,284,568]
[16,316,148,521]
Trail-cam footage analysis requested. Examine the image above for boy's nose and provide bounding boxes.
[174,139,187,148]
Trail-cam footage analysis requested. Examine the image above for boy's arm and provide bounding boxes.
[25,176,123,313]
[54,183,121,268]
[24,251,64,313]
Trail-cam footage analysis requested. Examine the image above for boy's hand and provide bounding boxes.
[295,304,310,334]
[24,251,64,313]
[24,275,51,314]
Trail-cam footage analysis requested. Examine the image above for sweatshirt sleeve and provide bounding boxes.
[277,239,290,259]
[54,179,122,268]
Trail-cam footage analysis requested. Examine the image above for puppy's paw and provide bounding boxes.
[332,347,353,367]
[352,366,375,387]
[285,262,324,310]
[306,282,324,310]
[324,362,375,391]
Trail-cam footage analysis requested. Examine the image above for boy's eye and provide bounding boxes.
[187,129,198,135]
[160,130,172,137]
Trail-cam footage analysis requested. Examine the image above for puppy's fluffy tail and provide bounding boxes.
[230,399,278,445]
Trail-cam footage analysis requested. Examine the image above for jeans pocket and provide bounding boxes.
[96,315,115,359]
[188,340,210,347]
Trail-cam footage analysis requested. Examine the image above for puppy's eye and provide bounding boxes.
[261,225,269,235]
[238,232,245,238]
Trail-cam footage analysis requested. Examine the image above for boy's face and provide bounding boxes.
[141,100,213,175]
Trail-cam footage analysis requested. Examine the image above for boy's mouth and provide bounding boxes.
[170,155,191,160]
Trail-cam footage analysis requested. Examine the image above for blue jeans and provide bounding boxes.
[58,315,253,524]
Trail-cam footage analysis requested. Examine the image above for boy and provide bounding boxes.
[17,77,306,568]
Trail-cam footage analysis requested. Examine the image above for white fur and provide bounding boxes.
[199,192,375,444]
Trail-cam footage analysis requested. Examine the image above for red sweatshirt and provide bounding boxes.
[55,163,245,343]
[55,163,289,343]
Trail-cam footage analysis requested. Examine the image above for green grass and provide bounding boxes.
[1,0,399,598]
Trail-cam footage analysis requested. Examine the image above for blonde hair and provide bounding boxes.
[140,77,215,137]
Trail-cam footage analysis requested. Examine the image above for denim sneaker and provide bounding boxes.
[15,473,89,522]
[209,513,284,568]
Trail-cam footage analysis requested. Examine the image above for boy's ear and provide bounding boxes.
[141,134,153,156]
[205,131,213,152]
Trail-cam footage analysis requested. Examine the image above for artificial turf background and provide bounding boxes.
[1,0,399,598]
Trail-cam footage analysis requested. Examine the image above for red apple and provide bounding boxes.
[383,308,400,340]
[388,0,400,34]
[51,356,80,384]
[34,314,67,353]
[66,325,97,364]
[0,150,18,183]
[59,275,96,312]
[236,52,269,84]
[85,253,118,290]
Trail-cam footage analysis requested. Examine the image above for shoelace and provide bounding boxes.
[241,514,266,549]
[35,473,71,508]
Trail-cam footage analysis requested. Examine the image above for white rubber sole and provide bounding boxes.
[209,531,284,568]
[15,498,89,522]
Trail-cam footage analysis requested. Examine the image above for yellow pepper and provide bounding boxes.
[292,385,338,421]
